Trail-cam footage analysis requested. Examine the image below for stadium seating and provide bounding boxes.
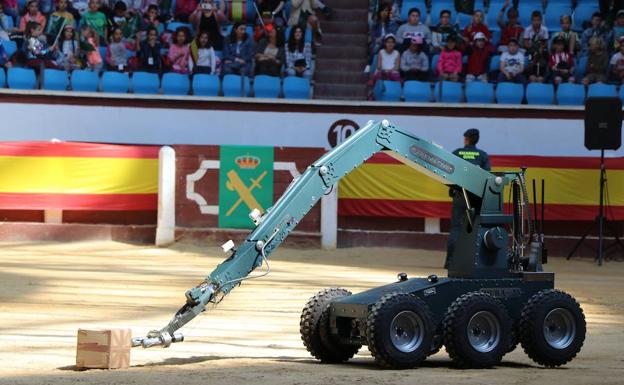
[253,75,281,98]
[429,1,454,26]
[556,83,585,105]
[101,71,130,93]
[192,74,220,96]
[400,1,427,21]
[574,3,600,28]
[375,80,402,101]
[544,4,573,31]
[71,70,99,92]
[42,69,69,91]
[435,81,462,103]
[222,74,249,97]
[431,54,440,74]
[486,0,506,31]
[2,40,17,58]
[403,80,432,102]
[575,56,588,79]
[489,55,501,74]
[7,68,37,89]
[166,22,193,32]
[526,83,554,105]
[587,83,617,98]
[496,82,524,104]
[517,3,539,28]
[132,72,160,94]
[0,69,4,88]
[283,77,311,99]
[465,81,494,103]
[161,72,190,95]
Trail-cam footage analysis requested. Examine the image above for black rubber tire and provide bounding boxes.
[366,292,434,369]
[442,292,512,368]
[519,289,586,367]
[300,288,361,363]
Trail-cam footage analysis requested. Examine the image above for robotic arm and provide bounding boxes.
[132,119,517,348]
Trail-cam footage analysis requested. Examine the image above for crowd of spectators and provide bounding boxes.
[368,0,624,99]
[0,0,331,82]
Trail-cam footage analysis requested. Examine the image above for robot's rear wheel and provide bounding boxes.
[366,292,434,369]
[300,288,361,363]
[519,289,586,367]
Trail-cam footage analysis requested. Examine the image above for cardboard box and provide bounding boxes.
[76,328,131,370]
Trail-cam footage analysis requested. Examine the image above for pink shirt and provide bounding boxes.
[19,12,46,32]
[3,0,17,9]
[437,49,462,74]
[168,43,190,73]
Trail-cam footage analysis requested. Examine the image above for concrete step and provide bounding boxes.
[321,20,368,34]
[323,0,369,10]
[314,70,368,84]
[322,33,368,46]
[315,58,368,72]
[313,82,368,99]
[316,45,368,59]
[328,8,369,21]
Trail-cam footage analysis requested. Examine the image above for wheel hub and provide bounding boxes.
[543,308,576,349]
[467,311,501,353]
[389,310,425,353]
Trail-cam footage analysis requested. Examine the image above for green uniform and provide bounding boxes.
[445,144,490,268]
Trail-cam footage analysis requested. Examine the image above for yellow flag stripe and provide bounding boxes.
[0,156,158,194]
[340,164,624,206]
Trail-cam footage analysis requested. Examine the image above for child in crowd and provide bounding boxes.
[437,34,461,81]
[400,35,428,81]
[395,8,431,50]
[168,27,190,74]
[222,22,254,76]
[551,15,578,56]
[612,10,624,51]
[39,0,53,15]
[0,3,15,41]
[610,36,624,83]
[110,1,141,43]
[189,0,224,50]
[583,37,609,85]
[431,9,459,54]
[142,4,163,35]
[24,21,57,69]
[285,26,312,78]
[526,36,548,83]
[71,0,89,15]
[498,38,525,83]
[523,11,548,51]
[0,39,13,68]
[548,36,575,85]
[137,26,162,73]
[581,12,612,55]
[466,32,493,82]
[19,1,47,32]
[80,25,103,71]
[106,27,133,71]
[80,0,107,44]
[46,0,74,38]
[190,30,216,74]
[463,9,491,46]
[2,0,19,25]
[371,33,400,85]
[497,1,523,53]
[55,24,80,70]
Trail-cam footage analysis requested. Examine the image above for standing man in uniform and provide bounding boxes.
[445,128,491,269]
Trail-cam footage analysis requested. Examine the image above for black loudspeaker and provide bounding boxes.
[584,97,622,151]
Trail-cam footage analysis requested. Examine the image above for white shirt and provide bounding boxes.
[501,51,524,75]
[197,47,216,69]
[523,25,549,42]
[379,49,399,71]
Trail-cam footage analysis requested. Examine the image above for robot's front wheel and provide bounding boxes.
[442,291,512,368]
[519,289,586,367]
[300,288,361,363]
[366,292,435,369]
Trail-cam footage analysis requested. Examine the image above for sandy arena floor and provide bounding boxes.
[0,241,623,385]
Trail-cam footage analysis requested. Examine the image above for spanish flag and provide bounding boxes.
[0,142,159,210]
[339,153,624,221]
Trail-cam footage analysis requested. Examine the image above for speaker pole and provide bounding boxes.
[598,149,605,266]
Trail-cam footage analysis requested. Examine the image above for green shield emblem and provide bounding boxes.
[218,145,274,229]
